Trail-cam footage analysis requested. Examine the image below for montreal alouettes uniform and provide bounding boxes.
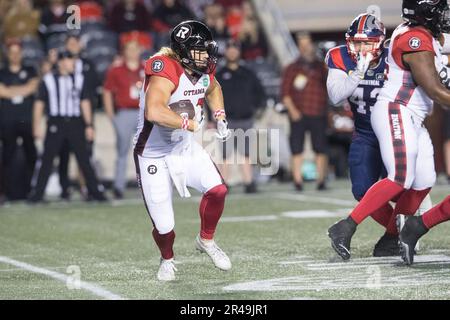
[326,45,387,145]
[134,54,213,158]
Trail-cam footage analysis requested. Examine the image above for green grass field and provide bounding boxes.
[1,180,450,300]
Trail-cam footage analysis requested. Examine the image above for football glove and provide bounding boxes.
[354,52,373,79]
[215,118,232,141]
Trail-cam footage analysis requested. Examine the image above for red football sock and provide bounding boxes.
[422,195,450,229]
[385,210,400,236]
[371,203,397,235]
[199,184,228,240]
[350,178,404,224]
[393,188,431,216]
[152,229,175,260]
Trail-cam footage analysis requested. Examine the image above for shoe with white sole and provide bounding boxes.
[195,235,231,271]
[157,258,177,281]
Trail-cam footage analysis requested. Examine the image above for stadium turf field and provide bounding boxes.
[1,180,449,300]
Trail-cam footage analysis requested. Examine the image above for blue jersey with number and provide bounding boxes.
[326,45,387,145]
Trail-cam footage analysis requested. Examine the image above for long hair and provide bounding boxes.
[151,47,180,61]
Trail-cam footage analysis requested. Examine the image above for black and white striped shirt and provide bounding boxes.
[37,71,88,118]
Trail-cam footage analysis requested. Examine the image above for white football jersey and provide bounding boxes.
[377,23,444,120]
[134,55,212,158]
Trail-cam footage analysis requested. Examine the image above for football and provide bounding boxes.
[169,100,195,119]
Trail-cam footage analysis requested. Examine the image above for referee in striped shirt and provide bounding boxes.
[28,50,107,203]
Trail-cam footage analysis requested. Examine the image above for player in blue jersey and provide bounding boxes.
[325,13,400,256]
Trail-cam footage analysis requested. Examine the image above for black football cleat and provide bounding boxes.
[399,216,429,265]
[373,233,400,257]
[327,217,357,260]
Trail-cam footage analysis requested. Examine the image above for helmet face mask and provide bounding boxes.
[345,14,386,62]
[171,20,218,75]
[402,0,450,37]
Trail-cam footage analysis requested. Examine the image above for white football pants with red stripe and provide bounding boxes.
[134,141,224,234]
[371,101,436,190]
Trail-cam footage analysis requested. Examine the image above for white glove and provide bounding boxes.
[193,104,205,132]
[215,118,232,141]
[354,52,373,79]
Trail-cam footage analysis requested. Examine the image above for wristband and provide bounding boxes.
[181,117,189,130]
[214,109,226,120]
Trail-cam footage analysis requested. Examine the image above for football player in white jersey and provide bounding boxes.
[133,20,232,281]
[328,0,450,261]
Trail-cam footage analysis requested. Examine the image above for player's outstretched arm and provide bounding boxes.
[145,76,198,131]
[404,51,450,107]
[205,77,225,117]
[206,77,231,141]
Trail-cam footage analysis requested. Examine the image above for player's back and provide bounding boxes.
[377,23,444,120]
[134,53,212,158]
[326,45,387,144]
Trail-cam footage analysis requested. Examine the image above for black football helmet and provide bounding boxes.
[402,0,450,37]
[170,20,218,75]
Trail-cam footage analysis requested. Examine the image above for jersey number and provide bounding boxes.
[349,87,380,115]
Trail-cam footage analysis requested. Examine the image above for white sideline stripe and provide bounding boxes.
[0,256,124,300]
[272,193,356,206]
[220,215,279,222]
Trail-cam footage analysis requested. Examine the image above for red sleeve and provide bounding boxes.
[392,28,435,70]
[103,66,117,91]
[144,55,182,88]
[325,47,347,72]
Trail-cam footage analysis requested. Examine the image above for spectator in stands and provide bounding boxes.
[204,3,230,57]
[28,50,107,203]
[216,0,243,10]
[444,108,450,183]
[216,39,266,193]
[40,48,58,75]
[184,0,213,20]
[108,0,150,34]
[57,33,100,200]
[2,0,41,40]
[281,32,329,191]
[237,3,267,61]
[0,0,12,26]
[38,0,70,46]
[103,40,144,199]
[152,0,195,32]
[0,40,39,200]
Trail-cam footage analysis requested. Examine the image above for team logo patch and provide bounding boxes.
[203,77,209,87]
[409,37,421,50]
[174,25,192,42]
[151,60,164,73]
[147,165,157,175]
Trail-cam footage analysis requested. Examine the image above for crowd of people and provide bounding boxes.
[0,0,449,206]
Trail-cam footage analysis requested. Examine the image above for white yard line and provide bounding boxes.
[272,193,356,206]
[0,256,124,300]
